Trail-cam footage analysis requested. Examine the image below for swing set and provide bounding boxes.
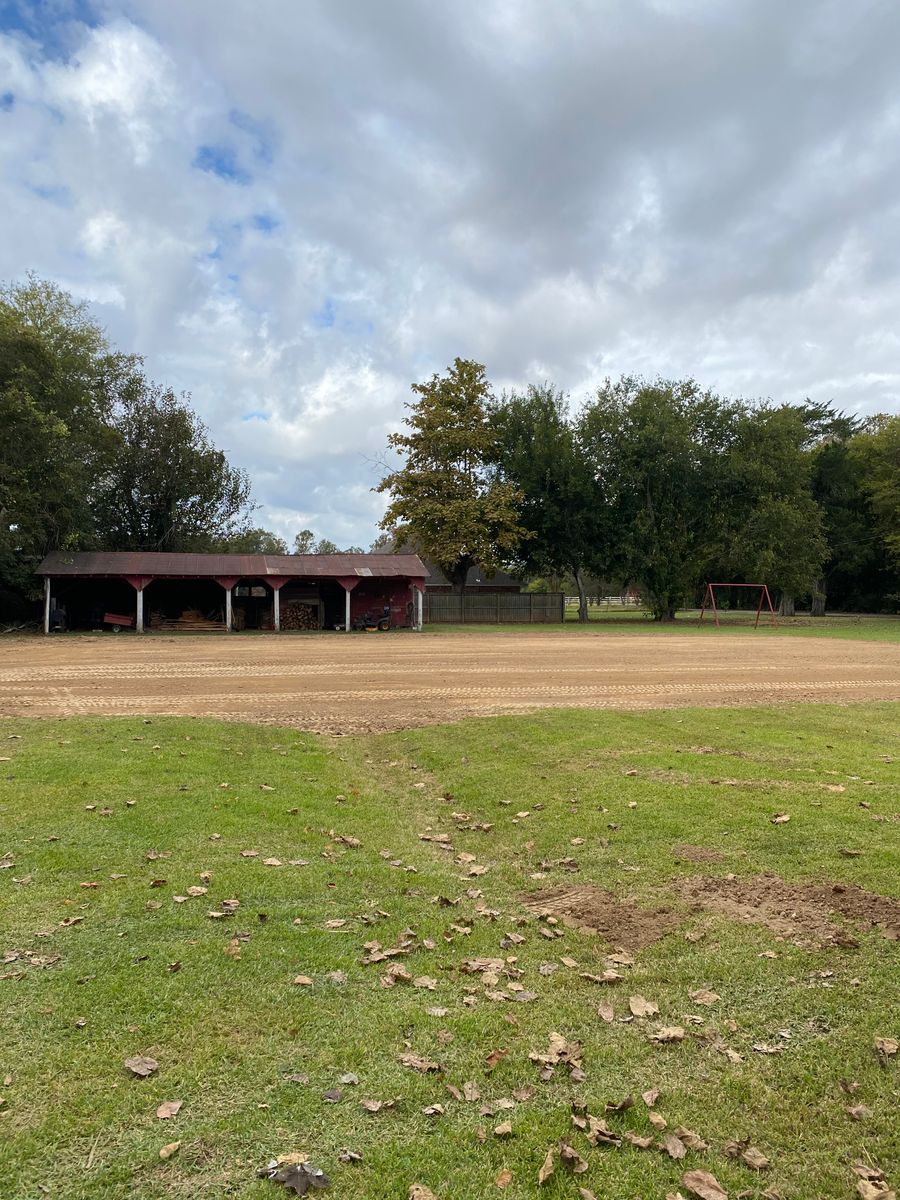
[698,582,778,628]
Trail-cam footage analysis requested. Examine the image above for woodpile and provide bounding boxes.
[281,600,319,631]
[150,609,226,632]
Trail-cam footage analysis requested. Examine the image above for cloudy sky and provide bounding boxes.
[2,0,899,547]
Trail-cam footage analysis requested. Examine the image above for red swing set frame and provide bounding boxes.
[698,582,778,628]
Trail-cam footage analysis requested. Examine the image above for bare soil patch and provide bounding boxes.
[521,884,682,951]
[672,844,726,864]
[0,630,898,733]
[679,873,900,945]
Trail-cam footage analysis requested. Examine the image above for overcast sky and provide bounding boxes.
[2,0,899,547]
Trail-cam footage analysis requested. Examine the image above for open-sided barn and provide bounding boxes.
[37,552,427,634]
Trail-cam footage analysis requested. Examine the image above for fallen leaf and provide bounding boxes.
[124,1055,158,1078]
[400,1052,441,1073]
[874,1036,897,1060]
[159,1141,180,1160]
[857,1183,895,1200]
[339,1149,362,1163]
[413,976,437,990]
[771,813,790,824]
[156,1100,182,1119]
[673,1126,709,1151]
[422,1103,445,1116]
[292,975,314,986]
[682,1169,728,1199]
[258,1160,330,1193]
[629,994,659,1018]
[649,1111,668,1131]
[322,1087,342,1103]
[623,1131,654,1149]
[494,1121,513,1137]
[537,1148,555,1185]
[598,1001,614,1023]
[558,1140,588,1174]
[484,1047,508,1071]
[661,1133,687,1160]
[463,1080,481,1101]
[642,1087,661,1106]
[689,988,720,1006]
[409,1186,440,1200]
[651,1026,685,1044]
[495,1168,513,1188]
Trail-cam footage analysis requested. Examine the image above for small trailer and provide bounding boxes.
[103,612,135,632]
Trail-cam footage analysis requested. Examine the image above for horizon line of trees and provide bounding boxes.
[376,359,900,620]
[3,278,898,623]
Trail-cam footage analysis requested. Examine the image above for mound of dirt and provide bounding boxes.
[672,844,725,864]
[679,873,900,946]
[521,885,681,951]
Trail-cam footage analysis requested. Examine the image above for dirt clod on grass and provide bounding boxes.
[672,844,726,864]
[521,885,681,951]
[679,873,900,945]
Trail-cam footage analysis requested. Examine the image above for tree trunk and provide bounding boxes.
[652,597,677,622]
[574,567,589,623]
[810,578,826,617]
[779,593,795,618]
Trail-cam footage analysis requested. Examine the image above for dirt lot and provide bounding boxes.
[2,629,899,734]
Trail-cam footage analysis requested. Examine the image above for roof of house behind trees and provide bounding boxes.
[38,552,427,579]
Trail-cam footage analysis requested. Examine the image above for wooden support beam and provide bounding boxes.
[43,577,51,635]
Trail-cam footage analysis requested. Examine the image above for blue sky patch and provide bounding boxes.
[251,213,279,233]
[0,92,14,111]
[192,144,251,185]
[0,0,98,58]
[241,410,271,422]
[312,297,336,329]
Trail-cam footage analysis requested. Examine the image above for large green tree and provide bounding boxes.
[851,414,900,566]
[489,385,610,621]
[376,359,524,594]
[721,404,828,615]
[579,377,740,621]
[214,527,288,554]
[0,277,128,612]
[92,378,252,552]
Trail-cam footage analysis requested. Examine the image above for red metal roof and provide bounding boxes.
[38,551,428,579]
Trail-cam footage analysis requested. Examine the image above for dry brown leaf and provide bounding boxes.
[558,1140,588,1174]
[651,1026,685,1044]
[484,1047,508,1071]
[413,976,437,990]
[598,1001,614,1023]
[538,1148,555,1185]
[629,994,659,1018]
[857,1183,896,1200]
[495,1168,513,1188]
[689,988,720,1006]
[661,1133,687,1160]
[874,1036,898,1060]
[494,1121,513,1137]
[124,1055,158,1078]
[400,1051,441,1073]
[463,1080,481,1102]
[673,1126,709,1151]
[292,975,314,986]
[642,1087,661,1106]
[156,1100,182,1119]
[409,1186,440,1200]
[682,1169,728,1199]
[623,1131,654,1149]
[771,813,790,824]
[159,1141,180,1159]
[649,1111,667,1131]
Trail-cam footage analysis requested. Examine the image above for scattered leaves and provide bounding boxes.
[124,1055,158,1078]
[156,1100,182,1119]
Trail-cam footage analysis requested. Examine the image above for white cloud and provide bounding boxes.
[1,0,899,547]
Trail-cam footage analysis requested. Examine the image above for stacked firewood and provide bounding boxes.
[281,600,319,631]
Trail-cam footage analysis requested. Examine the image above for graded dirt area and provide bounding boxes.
[0,629,898,734]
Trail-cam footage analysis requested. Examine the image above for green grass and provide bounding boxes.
[428,611,900,641]
[1,705,898,1199]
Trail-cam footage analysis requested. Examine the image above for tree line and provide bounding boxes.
[377,359,900,620]
[3,279,897,623]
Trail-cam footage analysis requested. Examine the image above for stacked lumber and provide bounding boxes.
[281,600,319,631]
[150,609,226,632]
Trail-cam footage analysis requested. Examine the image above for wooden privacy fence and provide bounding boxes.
[423,592,565,624]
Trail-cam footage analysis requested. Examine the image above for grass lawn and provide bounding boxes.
[1,704,898,1199]
[429,613,900,642]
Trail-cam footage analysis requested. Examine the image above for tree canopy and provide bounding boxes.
[376,358,525,593]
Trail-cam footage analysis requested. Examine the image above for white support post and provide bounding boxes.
[273,586,281,632]
[225,587,233,632]
[136,587,144,634]
[43,577,51,635]
[344,586,351,632]
[415,587,423,631]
